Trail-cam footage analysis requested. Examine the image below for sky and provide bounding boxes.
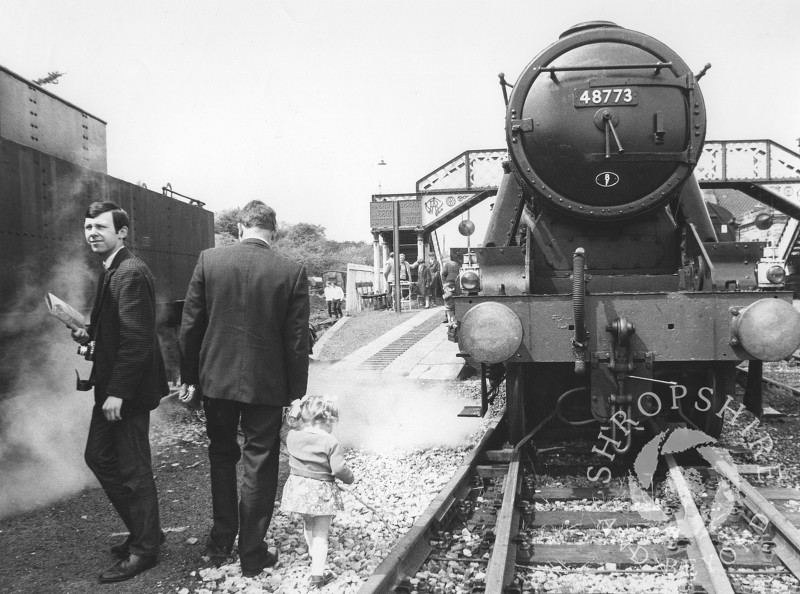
[1,0,798,242]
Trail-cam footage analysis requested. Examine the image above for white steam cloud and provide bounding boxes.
[0,261,94,517]
[0,244,97,519]
[308,372,481,452]
[0,347,95,518]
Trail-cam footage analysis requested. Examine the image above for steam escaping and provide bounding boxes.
[308,372,482,452]
[0,245,97,519]
[0,295,97,518]
[0,347,95,518]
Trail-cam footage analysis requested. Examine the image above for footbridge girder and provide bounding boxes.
[697,140,800,219]
[368,140,800,290]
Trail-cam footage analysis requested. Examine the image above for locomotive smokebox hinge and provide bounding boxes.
[606,317,636,372]
[510,119,534,134]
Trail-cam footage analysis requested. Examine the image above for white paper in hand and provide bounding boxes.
[46,293,86,331]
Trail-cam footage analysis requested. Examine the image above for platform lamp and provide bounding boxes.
[377,157,386,194]
[378,158,402,313]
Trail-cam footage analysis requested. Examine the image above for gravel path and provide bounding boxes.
[193,380,501,594]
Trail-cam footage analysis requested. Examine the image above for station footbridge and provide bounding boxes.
[368,140,800,291]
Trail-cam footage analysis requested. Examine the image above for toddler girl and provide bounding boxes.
[280,394,354,588]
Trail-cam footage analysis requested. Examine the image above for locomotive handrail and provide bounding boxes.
[587,150,692,163]
[538,61,673,74]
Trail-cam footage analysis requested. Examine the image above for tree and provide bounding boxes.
[212,212,372,275]
[281,222,326,245]
[214,208,241,236]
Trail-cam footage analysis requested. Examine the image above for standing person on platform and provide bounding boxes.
[71,201,168,583]
[427,253,441,306]
[323,280,336,318]
[180,200,310,578]
[410,257,433,308]
[330,283,344,318]
[441,252,461,324]
[383,253,411,308]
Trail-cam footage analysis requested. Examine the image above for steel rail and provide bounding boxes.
[699,446,800,581]
[664,454,736,594]
[736,364,800,398]
[483,449,522,592]
[356,411,504,594]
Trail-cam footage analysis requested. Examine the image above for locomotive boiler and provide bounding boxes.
[454,22,800,448]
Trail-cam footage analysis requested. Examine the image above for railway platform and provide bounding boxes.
[318,306,464,380]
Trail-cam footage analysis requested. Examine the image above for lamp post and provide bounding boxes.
[393,200,401,313]
[377,158,402,313]
[376,158,401,312]
[377,157,386,194]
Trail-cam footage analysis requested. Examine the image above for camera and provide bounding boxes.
[77,341,95,361]
[75,369,94,391]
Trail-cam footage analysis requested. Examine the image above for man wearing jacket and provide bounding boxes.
[72,201,168,583]
[383,252,412,308]
[180,200,310,577]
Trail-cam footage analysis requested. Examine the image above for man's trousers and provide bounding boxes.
[203,397,283,572]
[84,405,161,558]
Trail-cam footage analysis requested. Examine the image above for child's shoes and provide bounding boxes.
[310,570,335,588]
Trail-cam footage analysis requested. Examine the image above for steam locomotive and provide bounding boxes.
[454,22,800,449]
[0,65,214,389]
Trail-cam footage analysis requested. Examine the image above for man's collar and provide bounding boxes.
[103,245,125,270]
[241,237,270,247]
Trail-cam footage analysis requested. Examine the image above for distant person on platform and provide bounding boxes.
[441,252,461,324]
[410,256,433,308]
[331,283,344,318]
[180,200,310,578]
[71,201,168,583]
[383,252,411,307]
[324,280,336,318]
[427,253,441,306]
[324,280,344,319]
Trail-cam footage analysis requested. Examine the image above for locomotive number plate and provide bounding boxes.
[574,87,638,107]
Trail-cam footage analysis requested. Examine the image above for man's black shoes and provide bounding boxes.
[110,531,166,559]
[241,550,279,578]
[204,536,234,565]
[98,554,157,583]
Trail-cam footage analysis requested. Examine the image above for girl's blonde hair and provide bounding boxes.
[285,394,339,429]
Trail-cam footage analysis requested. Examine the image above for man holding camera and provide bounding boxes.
[72,201,168,583]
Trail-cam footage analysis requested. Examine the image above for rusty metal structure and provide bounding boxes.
[452,22,800,444]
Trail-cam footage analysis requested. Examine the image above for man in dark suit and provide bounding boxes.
[441,252,461,324]
[72,201,168,583]
[180,200,310,577]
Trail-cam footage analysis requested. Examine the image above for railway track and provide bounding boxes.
[356,408,800,593]
[737,360,800,400]
[356,408,543,594]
